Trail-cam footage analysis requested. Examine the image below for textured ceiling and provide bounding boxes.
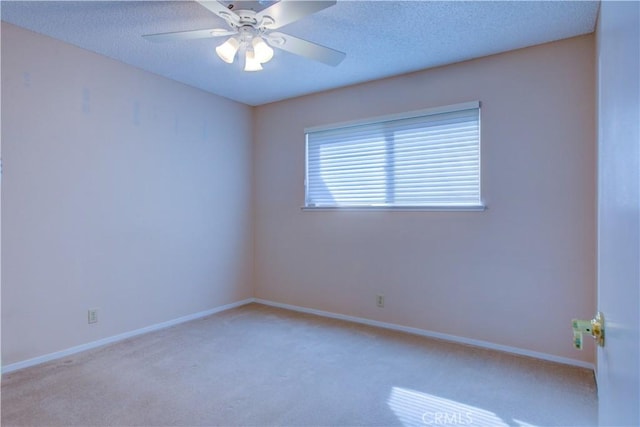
[1,1,599,106]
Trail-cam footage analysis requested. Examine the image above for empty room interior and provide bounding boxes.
[1,1,638,426]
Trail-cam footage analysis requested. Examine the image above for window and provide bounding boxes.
[304,101,483,210]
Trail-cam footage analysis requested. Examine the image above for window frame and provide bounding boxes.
[303,101,485,212]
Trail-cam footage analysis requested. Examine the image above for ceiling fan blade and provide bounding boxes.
[257,1,336,29]
[267,32,345,66]
[143,28,237,43]
[196,1,240,25]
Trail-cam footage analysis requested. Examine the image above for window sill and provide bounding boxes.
[301,205,487,212]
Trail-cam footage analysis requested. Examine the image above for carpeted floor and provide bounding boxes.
[1,303,597,426]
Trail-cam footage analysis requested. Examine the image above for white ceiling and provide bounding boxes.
[1,1,599,106]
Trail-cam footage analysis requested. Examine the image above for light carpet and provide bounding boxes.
[1,303,597,426]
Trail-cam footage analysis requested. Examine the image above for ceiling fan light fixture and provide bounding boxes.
[244,48,263,72]
[144,1,346,71]
[252,36,274,64]
[215,37,240,64]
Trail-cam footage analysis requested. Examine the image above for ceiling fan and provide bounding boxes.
[143,0,346,72]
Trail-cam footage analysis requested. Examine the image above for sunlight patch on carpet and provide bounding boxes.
[512,419,538,427]
[387,386,508,426]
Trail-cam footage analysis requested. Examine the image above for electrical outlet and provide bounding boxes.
[376,294,384,308]
[88,308,98,324]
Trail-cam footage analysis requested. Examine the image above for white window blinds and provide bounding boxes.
[305,102,482,209]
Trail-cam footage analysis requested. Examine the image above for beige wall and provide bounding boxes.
[1,23,254,365]
[254,35,596,364]
[2,23,597,368]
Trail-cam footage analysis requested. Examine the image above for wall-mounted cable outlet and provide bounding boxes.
[88,308,98,324]
[376,294,384,308]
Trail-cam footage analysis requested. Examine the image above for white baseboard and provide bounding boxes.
[1,298,255,374]
[3,297,594,374]
[254,298,595,371]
